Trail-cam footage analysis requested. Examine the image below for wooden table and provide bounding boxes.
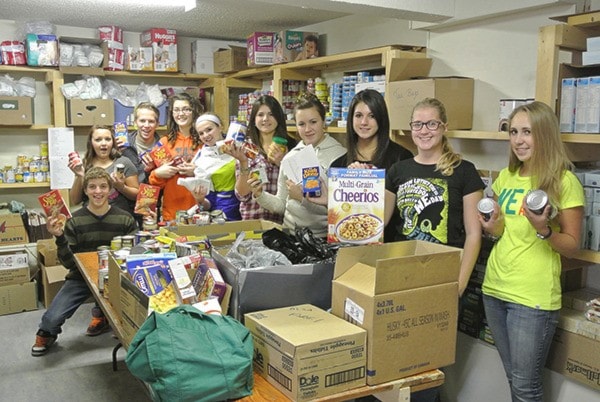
[74,251,445,401]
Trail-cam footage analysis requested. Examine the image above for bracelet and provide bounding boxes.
[239,167,250,174]
[483,231,501,242]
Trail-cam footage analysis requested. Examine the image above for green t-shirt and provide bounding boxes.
[482,168,584,310]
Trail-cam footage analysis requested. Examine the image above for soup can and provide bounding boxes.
[121,235,135,248]
[98,267,109,293]
[525,189,549,215]
[97,249,109,271]
[477,198,495,221]
[111,236,122,251]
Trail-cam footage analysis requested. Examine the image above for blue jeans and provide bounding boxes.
[39,278,94,336]
[483,295,559,402]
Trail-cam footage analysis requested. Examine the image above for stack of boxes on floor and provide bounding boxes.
[0,223,36,316]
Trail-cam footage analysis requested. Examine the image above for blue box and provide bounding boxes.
[114,99,168,126]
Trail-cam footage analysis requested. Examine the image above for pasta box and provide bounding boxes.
[327,168,385,244]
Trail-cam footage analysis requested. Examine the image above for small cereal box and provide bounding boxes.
[113,121,129,147]
[327,168,385,244]
[38,189,72,229]
[249,166,268,184]
[302,166,321,197]
[134,183,161,215]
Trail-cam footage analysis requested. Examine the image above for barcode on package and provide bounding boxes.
[325,366,366,387]
[268,364,292,391]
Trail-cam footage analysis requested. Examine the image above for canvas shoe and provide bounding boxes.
[31,330,57,357]
[86,306,110,336]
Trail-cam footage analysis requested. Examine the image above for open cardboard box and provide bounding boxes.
[331,240,461,384]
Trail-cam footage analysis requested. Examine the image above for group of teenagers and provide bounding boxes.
[34,88,584,402]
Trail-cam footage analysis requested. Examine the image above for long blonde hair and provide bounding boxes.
[412,98,462,176]
[507,101,572,208]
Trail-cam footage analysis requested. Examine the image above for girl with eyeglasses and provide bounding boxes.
[383,97,484,402]
[384,97,484,297]
[148,93,203,222]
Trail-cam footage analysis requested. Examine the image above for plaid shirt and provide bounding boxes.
[235,153,283,223]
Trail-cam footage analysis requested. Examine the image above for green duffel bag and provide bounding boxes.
[125,304,254,402]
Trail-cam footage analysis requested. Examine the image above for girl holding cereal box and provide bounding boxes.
[251,93,345,237]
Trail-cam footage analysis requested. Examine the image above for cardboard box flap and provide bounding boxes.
[387,58,432,82]
[334,241,461,293]
[37,239,59,267]
[175,219,281,237]
[333,262,375,295]
[44,265,68,284]
[215,45,247,52]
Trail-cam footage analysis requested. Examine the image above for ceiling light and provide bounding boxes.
[101,0,196,11]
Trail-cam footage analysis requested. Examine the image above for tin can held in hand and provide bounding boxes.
[68,151,83,169]
[115,163,125,179]
[525,189,550,215]
[477,198,496,221]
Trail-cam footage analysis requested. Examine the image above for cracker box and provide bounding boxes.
[141,28,178,72]
[327,168,385,244]
[247,32,274,66]
[134,183,161,216]
[150,144,174,167]
[37,189,72,227]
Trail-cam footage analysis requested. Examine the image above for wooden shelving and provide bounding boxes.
[0,182,50,189]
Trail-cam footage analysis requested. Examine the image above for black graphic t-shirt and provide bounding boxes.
[385,158,484,247]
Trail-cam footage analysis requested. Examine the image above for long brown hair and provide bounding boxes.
[83,125,121,170]
[246,95,294,156]
[507,101,573,207]
[165,93,203,150]
[412,97,462,176]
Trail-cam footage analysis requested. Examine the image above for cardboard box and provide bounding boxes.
[387,77,474,130]
[273,31,319,64]
[140,28,178,72]
[39,264,68,308]
[126,46,153,71]
[66,99,114,126]
[0,213,29,246]
[192,39,245,74]
[0,96,34,125]
[119,273,149,348]
[245,304,367,401]
[247,32,275,66]
[0,280,38,316]
[331,240,461,384]
[174,219,280,238]
[37,239,58,267]
[0,250,29,286]
[547,327,600,391]
[213,46,248,73]
[562,288,600,312]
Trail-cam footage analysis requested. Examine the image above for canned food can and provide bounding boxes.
[176,210,188,224]
[142,216,158,231]
[34,171,45,183]
[525,189,549,215]
[477,198,495,221]
[121,235,135,248]
[210,209,226,224]
[226,121,247,142]
[40,141,49,157]
[115,163,125,179]
[97,249,109,271]
[111,236,122,251]
[40,157,49,172]
[112,248,130,265]
[68,151,83,169]
[192,211,210,225]
[98,267,109,292]
[135,231,152,244]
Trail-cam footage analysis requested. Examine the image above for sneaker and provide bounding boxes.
[86,316,110,336]
[31,330,57,357]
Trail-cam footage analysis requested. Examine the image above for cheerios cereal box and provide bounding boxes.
[327,168,385,244]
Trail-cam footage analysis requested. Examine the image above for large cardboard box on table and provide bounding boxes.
[0,280,37,315]
[173,219,280,238]
[331,240,461,385]
[0,213,29,246]
[0,96,34,125]
[245,304,367,401]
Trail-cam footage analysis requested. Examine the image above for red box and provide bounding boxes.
[0,41,26,65]
[104,40,125,71]
[98,25,123,43]
[140,28,178,72]
[247,32,274,66]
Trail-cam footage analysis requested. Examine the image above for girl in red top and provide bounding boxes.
[148,93,203,222]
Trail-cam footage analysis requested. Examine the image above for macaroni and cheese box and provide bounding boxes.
[38,190,72,228]
[302,166,321,197]
[327,168,385,244]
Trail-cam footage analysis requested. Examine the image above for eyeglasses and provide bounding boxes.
[173,107,193,114]
[409,120,444,131]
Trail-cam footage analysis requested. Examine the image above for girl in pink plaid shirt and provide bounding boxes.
[228,95,295,223]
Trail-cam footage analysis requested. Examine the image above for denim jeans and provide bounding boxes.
[39,278,94,336]
[483,294,559,402]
